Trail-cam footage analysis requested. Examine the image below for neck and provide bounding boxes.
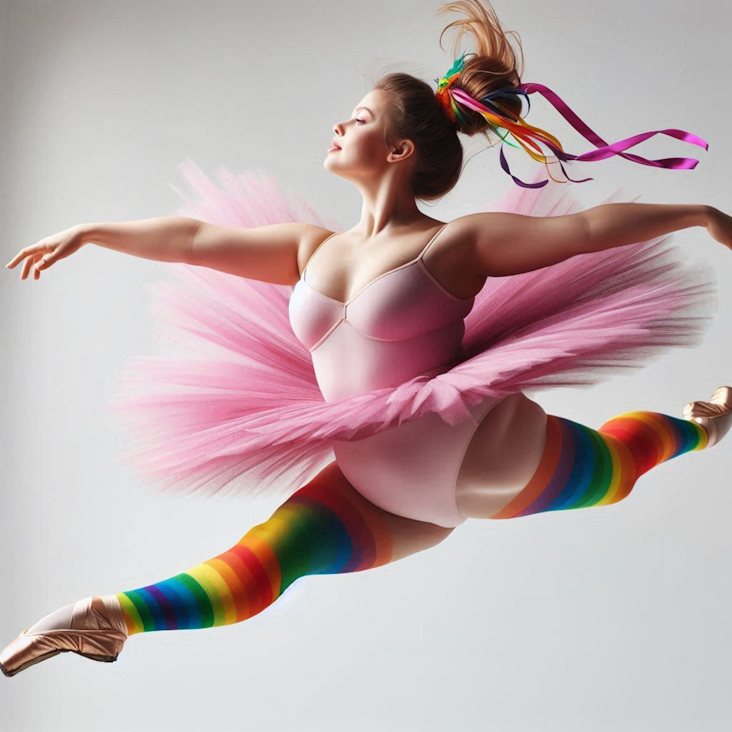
[349,169,431,239]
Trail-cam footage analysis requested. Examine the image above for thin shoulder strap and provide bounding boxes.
[301,231,340,279]
[417,223,450,261]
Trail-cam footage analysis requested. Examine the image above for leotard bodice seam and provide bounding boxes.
[298,223,475,308]
[295,261,475,354]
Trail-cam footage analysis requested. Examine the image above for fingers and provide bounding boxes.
[20,254,35,280]
[19,253,46,280]
[5,246,38,270]
[7,225,83,279]
[6,244,54,280]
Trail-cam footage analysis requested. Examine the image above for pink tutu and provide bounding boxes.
[104,160,718,507]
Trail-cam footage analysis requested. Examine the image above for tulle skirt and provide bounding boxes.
[103,160,718,510]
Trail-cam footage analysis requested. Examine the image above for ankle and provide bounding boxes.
[113,593,141,636]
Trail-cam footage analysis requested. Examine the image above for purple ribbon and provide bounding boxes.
[478,81,709,188]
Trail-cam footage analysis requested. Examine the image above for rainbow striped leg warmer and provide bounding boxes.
[492,411,709,519]
[115,480,394,635]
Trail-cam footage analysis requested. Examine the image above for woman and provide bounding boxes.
[2,0,730,677]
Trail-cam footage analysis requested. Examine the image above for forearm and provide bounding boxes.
[79,216,204,263]
[583,203,712,252]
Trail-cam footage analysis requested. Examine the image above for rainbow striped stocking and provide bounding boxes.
[115,481,394,635]
[492,411,709,519]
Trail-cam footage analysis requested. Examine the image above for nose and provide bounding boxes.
[332,122,344,136]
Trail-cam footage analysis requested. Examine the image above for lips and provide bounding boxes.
[330,139,342,150]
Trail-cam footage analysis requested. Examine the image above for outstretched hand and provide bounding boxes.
[5,224,87,280]
[707,207,732,251]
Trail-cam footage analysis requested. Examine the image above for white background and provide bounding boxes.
[1,1,731,730]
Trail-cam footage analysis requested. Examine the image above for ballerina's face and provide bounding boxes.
[324,89,412,184]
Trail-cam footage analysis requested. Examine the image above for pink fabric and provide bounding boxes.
[104,160,718,512]
[290,225,474,401]
[290,224,507,526]
[333,399,502,527]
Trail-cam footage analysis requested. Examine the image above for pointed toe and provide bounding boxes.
[0,595,128,678]
[683,386,732,448]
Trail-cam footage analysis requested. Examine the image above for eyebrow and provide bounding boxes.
[353,106,374,116]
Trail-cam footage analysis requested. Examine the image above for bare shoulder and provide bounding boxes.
[426,216,488,300]
[440,215,482,246]
[444,212,507,247]
[445,210,549,249]
[296,224,340,275]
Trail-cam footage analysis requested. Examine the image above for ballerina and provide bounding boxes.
[2,0,731,678]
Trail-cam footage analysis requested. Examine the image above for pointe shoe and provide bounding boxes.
[683,386,732,448]
[0,595,129,678]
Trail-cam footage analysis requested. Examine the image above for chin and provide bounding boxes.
[323,158,349,180]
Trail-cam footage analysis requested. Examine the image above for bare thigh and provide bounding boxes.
[313,460,456,562]
[455,392,548,519]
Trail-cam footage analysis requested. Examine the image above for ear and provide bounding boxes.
[387,139,415,164]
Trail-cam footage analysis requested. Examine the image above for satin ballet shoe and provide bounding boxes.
[683,386,732,448]
[0,594,128,678]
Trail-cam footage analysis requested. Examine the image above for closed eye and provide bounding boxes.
[356,118,366,125]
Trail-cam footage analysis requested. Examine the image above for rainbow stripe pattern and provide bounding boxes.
[434,51,708,189]
[116,481,394,634]
[492,411,708,519]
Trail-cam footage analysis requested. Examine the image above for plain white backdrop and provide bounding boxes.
[1,1,731,730]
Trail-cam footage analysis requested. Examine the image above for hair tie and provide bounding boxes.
[434,52,709,188]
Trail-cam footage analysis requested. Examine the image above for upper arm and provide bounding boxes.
[464,210,591,277]
[187,221,328,285]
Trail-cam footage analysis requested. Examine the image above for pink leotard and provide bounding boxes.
[288,224,507,527]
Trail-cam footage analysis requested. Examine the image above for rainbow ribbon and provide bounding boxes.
[435,54,709,188]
